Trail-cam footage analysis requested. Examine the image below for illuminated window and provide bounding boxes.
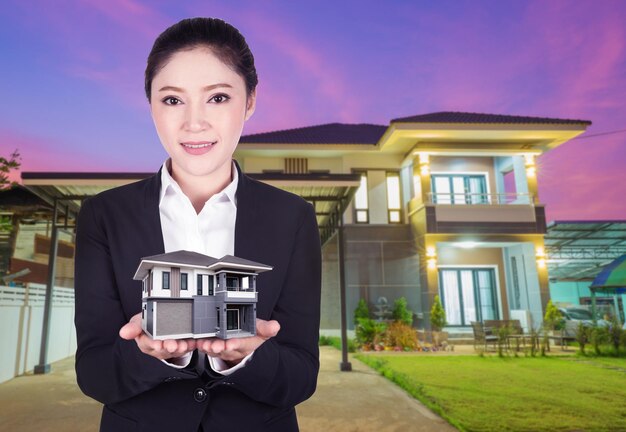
[386,172,401,223]
[354,173,369,223]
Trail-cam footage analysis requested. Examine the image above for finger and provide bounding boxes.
[119,321,142,340]
[256,319,280,339]
[163,339,178,354]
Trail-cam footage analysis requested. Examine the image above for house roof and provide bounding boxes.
[391,111,592,125]
[240,122,387,145]
[133,250,272,280]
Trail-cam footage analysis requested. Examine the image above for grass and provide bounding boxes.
[356,353,626,432]
[319,335,357,353]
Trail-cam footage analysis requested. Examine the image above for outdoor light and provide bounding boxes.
[457,241,478,249]
[535,246,546,269]
[418,153,430,176]
[525,154,536,177]
[426,246,437,269]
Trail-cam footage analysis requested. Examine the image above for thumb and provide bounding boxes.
[256,319,280,339]
[119,318,142,340]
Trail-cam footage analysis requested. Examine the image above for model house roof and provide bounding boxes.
[240,123,387,144]
[133,250,272,280]
[390,111,592,125]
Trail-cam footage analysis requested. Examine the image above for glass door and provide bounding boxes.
[439,268,498,326]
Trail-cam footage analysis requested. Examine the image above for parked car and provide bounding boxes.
[558,307,610,338]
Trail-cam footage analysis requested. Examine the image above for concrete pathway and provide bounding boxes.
[0,347,457,432]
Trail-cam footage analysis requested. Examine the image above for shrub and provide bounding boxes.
[576,322,591,355]
[383,321,419,351]
[354,298,370,322]
[392,297,413,325]
[430,295,447,331]
[607,315,623,352]
[355,318,387,349]
[319,335,356,353]
[543,300,565,331]
[590,325,609,355]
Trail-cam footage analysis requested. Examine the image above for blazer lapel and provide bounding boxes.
[233,159,258,261]
[142,166,166,256]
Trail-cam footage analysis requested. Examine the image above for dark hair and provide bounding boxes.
[144,17,258,102]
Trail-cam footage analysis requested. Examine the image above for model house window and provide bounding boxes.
[227,309,239,330]
[216,308,220,329]
[181,273,188,290]
[162,272,170,290]
[197,275,203,295]
[227,275,239,291]
[438,268,498,326]
[386,172,402,223]
[431,174,488,204]
[208,276,214,295]
[354,173,369,223]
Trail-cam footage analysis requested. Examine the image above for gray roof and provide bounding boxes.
[133,250,272,280]
[240,123,387,145]
[391,111,592,125]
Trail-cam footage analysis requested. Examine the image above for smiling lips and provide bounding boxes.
[180,141,216,155]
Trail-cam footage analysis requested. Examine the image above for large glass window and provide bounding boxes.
[438,268,498,326]
[162,272,170,290]
[354,173,369,223]
[386,172,401,223]
[431,174,488,204]
[227,309,239,330]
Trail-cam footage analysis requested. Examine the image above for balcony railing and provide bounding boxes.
[216,285,256,293]
[426,192,534,205]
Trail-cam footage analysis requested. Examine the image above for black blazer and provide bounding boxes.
[74,160,321,432]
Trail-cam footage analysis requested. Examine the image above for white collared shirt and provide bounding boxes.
[158,158,251,375]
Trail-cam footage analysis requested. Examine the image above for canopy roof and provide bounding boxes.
[545,221,626,281]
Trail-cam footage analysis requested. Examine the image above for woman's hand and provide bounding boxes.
[197,319,280,367]
[119,312,197,360]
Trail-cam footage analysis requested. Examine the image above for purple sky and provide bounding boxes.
[1,0,625,221]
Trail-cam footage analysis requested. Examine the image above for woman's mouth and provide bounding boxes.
[180,141,216,155]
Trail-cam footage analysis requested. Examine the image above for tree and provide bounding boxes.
[543,299,564,331]
[392,297,413,325]
[0,149,21,189]
[430,295,447,331]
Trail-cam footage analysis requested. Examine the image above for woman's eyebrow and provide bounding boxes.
[158,83,234,92]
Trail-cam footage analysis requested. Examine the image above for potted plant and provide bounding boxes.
[430,295,447,347]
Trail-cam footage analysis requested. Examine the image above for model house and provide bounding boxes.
[235,111,592,334]
[133,250,272,340]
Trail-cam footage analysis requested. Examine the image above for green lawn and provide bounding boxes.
[356,354,626,432]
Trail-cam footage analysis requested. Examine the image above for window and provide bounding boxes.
[354,173,369,223]
[216,307,220,328]
[438,268,498,326]
[197,275,203,295]
[386,172,402,223]
[431,174,488,204]
[162,272,170,290]
[181,273,188,290]
[227,309,239,330]
[208,276,214,295]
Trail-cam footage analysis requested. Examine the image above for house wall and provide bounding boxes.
[320,224,420,330]
[503,243,544,328]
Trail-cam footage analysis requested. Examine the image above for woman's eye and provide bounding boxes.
[162,97,182,105]
[210,94,230,104]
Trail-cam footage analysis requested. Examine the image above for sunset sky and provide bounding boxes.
[1,0,625,221]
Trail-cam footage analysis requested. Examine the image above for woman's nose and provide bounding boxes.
[183,103,209,132]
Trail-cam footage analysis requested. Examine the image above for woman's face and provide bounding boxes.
[150,47,255,181]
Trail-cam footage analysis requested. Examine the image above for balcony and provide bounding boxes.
[215,285,258,300]
[413,192,546,235]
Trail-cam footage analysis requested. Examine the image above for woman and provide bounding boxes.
[74,17,321,432]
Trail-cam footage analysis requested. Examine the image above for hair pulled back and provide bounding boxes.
[144,17,258,101]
